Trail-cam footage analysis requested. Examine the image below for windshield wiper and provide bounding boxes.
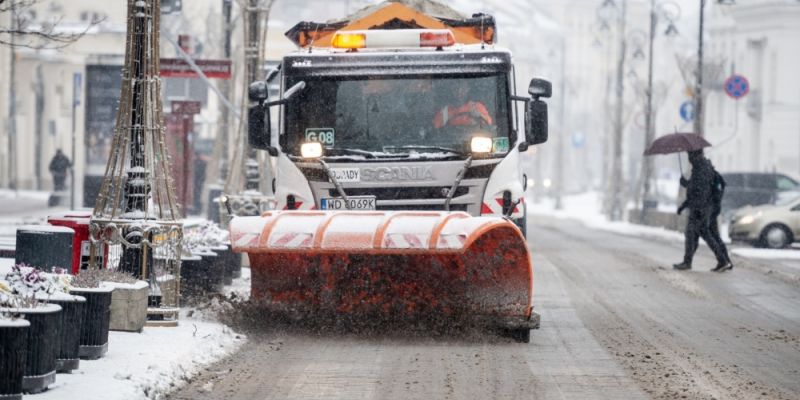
[324,148,378,159]
[383,145,464,156]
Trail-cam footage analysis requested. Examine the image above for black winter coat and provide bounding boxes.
[681,158,716,210]
[49,153,71,176]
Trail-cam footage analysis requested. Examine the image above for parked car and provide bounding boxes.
[729,196,800,248]
[720,172,800,217]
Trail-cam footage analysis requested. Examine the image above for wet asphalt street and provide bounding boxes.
[171,216,800,400]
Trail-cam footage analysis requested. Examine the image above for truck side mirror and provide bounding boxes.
[528,78,552,99]
[248,81,269,103]
[248,80,271,151]
[525,78,551,145]
[248,103,271,151]
[525,99,548,145]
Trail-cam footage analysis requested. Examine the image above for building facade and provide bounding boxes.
[705,1,800,178]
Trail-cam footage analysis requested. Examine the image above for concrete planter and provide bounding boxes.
[106,281,149,332]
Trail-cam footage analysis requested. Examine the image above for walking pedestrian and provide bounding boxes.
[48,149,72,192]
[673,150,733,272]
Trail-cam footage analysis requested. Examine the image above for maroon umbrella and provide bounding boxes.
[644,132,712,175]
[643,132,712,156]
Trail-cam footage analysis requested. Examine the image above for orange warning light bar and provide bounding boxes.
[419,30,456,47]
[331,32,367,49]
[331,29,456,50]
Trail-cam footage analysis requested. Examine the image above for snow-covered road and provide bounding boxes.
[169,215,800,400]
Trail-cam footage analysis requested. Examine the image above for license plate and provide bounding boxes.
[321,196,376,210]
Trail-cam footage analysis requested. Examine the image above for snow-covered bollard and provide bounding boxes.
[14,225,74,272]
[69,272,115,360]
[1,279,30,400]
[2,264,66,393]
[45,289,87,373]
[0,304,62,394]
[0,316,29,400]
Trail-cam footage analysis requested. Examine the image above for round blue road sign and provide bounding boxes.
[680,101,695,122]
[724,74,749,99]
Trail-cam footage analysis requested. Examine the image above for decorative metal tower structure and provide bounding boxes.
[89,0,183,326]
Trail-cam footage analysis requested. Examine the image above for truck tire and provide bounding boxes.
[501,328,530,343]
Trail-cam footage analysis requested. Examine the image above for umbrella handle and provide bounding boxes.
[678,153,684,177]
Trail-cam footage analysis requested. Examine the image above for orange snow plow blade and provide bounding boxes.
[230,211,537,330]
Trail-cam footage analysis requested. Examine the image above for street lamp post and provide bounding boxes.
[596,0,628,221]
[7,12,17,191]
[639,0,680,215]
[694,0,706,136]
[609,0,627,221]
[694,0,735,136]
[642,0,657,214]
[555,36,567,210]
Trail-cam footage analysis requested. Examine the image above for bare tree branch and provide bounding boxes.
[0,0,35,15]
[0,0,104,49]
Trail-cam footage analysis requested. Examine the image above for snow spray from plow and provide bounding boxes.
[230,211,538,333]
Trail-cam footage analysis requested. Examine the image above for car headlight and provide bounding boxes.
[300,142,323,158]
[738,215,755,225]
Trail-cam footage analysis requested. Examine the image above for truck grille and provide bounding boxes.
[330,186,469,200]
[376,204,468,212]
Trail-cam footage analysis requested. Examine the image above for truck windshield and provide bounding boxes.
[283,74,511,160]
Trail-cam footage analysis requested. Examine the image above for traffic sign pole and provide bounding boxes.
[71,72,82,210]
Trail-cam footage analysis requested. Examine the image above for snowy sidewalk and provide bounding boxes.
[528,192,686,244]
[0,189,69,248]
[529,192,800,264]
[33,318,243,400]
[1,260,247,400]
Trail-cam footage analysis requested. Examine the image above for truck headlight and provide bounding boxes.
[470,136,493,154]
[300,142,323,158]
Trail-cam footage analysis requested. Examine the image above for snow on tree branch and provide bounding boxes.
[0,0,104,49]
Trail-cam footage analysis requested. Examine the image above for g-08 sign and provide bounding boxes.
[305,128,335,146]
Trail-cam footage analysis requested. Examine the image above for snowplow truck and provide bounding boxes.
[230,2,551,342]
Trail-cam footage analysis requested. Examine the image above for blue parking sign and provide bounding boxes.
[679,101,695,122]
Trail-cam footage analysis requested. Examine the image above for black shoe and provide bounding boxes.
[673,262,692,270]
[711,262,733,272]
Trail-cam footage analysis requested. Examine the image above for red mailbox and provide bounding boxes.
[47,211,102,274]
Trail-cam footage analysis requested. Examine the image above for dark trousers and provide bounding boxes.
[708,205,729,260]
[53,173,67,191]
[684,206,730,265]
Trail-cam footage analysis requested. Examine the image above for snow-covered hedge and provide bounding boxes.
[70,268,137,289]
[183,220,230,254]
[0,278,17,318]
[1,265,84,308]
